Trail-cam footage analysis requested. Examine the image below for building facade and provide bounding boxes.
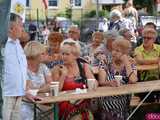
[25,0,97,20]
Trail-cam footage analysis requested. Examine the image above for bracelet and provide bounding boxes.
[128,71,134,79]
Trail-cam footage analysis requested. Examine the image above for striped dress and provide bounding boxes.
[98,64,136,120]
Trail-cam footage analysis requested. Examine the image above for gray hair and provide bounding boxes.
[119,28,130,36]
[103,30,119,44]
[109,9,122,19]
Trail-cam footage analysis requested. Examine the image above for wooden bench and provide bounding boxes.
[130,96,160,107]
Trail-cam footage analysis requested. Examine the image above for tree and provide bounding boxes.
[65,7,72,19]
[124,0,156,15]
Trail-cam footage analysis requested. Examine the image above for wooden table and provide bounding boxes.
[35,80,160,120]
[137,64,159,71]
[37,80,160,104]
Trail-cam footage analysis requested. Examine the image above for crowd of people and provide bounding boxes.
[2,0,160,120]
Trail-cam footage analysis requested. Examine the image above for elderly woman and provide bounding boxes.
[21,41,52,120]
[46,32,64,69]
[119,28,136,54]
[123,0,138,29]
[87,32,104,57]
[51,39,97,120]
[97,37,137,120]
[108,9,124,31]
[92,30,118,67]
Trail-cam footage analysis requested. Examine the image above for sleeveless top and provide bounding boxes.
[59,59,92,120]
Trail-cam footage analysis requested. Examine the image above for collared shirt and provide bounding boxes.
[135,44,160,81]
[135,44,160,60]
[3,37,27,96]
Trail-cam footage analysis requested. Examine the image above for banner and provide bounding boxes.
[10,0,26,22]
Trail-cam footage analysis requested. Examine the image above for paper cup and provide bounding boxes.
[50,81,59,85]
[114,75,122,86]
[50,82,59,96]
[87,79,96,90]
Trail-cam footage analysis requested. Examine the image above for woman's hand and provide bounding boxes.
[97,54,108,64]
[25,92,43,102]
[107,80,120,87]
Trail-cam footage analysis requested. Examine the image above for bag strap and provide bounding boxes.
[77,59,87,85]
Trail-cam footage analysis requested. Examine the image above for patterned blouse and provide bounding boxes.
[99,62,136,120]
[27,63,51,88]
[46,48,63,69]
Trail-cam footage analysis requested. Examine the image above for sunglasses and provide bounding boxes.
[143,36,155,40]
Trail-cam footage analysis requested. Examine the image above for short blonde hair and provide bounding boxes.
[60,38,81,57]
[24,41,47,59]
[112,36,131,54]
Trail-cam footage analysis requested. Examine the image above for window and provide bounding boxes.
[48,0,58,7]
[70,0,82,8]
[74,0,81,7]
[26,0,30,7]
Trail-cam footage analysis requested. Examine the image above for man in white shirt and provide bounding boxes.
[2,13,27,120]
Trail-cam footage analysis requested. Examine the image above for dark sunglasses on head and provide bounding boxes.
[63,41,76,45]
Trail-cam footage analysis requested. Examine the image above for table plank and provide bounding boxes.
[137,64,158,71]
[37,80,160,104]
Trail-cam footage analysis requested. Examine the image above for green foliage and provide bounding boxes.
[56,12,66,17]
[83,10,109,18]
[84,10,96,18]
[65,7,72,19]
[73,20,80,26]
[124,0,156,15]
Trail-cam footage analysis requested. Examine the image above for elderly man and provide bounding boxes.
[135,28,160,67]
[2,13,27,120]
[68,25,89,57]
[137,22,160,46]
[135,28,160,102]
